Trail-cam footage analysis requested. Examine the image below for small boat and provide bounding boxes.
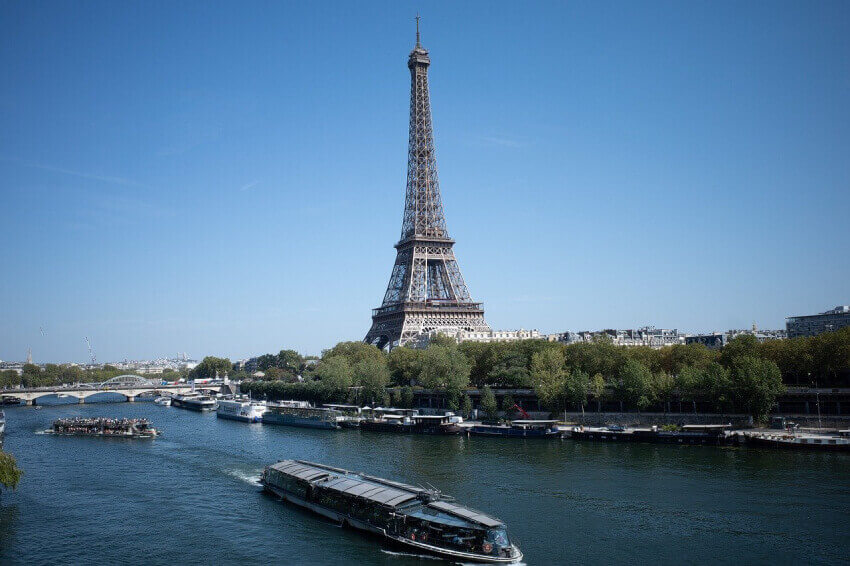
[217,397,266,423]
[470,420,561,438]
[360,410,462,435]
[0,410,5,436]
[570,424,733,446]
[171,393,217,411]
[154,396,172,406]
[44,417,159,438]
[260,460,522,563]
[743,431,850,452]
[263,402,342,430]
[323,404,364,428]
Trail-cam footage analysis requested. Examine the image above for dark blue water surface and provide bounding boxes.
[1,402,848,565]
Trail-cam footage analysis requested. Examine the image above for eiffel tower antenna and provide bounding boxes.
[365,21,490,350]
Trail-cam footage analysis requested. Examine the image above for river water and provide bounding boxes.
[0,400,848,565]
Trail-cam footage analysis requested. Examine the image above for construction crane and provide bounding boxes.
[85,337,97,365]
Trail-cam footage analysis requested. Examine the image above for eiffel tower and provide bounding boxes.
[365,19,490,350]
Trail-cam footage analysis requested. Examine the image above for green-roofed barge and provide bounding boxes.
[260,459,522,563]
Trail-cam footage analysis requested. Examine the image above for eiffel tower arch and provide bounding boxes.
[365,20,490,350]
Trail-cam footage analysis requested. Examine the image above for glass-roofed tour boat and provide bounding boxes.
[260,459,522,563]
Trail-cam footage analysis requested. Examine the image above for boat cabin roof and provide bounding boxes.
[268,460,506,529]
[413,415,452,421]
[681,424,731,430]
[511,420,558,425]
[428,500,504,528]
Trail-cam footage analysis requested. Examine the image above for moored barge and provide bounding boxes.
[570,424,733,446]
[359,413,462,435]
[263,402,342,430]
[470,420,561,438]
[742,431,850,452]
[260,460,522,563]
[216,397,266,423]
[44,417,159,438]
[171,393,218,411]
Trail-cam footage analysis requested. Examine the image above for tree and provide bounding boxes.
[323,342,385,368]
[418,346,471,390]
[387,347,425,386]
[729,356,785,421]
[660,343,716,376]
[256,354,278,371]
[0,450,22,491]
[530,348,567,413]
[390,388,402,407]
[263,367,283,381]
[564,369,590,412]
[589,373,606,410]
[400,385,415,409]
[461,394,473,419]
[277,349,304,376]
[616,359,654,411]
[427,333,458,348]
[480,386,499,422]
[720,335,760,368]
[501,393,516,419]
[315,356,352,395]
[487,350,532,388]
[191,356,232,379]
[353,357,390,405]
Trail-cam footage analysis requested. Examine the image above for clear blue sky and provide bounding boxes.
[1,1,848,363]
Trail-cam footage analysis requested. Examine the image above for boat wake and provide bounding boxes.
[224,468,262,485]
[380,549,443,561]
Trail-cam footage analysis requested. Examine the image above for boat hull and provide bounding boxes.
[216,411,262,423]
[470,426,561,438]
[172,398,217,411]
[262,413,338,429]
[745,435,850,452]
[571,429,729,446]
[360,421,462,435]
[262,483,521,563]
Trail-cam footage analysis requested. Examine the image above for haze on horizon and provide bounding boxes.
[1,2,848,363]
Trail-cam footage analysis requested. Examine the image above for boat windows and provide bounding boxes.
[487,527,510,547]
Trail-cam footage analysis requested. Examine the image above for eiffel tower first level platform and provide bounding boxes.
[365,21,490,350]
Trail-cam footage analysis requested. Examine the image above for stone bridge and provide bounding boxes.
[0,375,225,405]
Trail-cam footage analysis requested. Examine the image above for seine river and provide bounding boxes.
[1,399,848,565]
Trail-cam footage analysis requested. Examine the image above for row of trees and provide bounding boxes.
[0,364,174,389]
[235,330,816,420]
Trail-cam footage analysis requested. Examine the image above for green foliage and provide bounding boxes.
[418,345,471,390]
[191,356,232,379]
[387,347,425,386]
[589,373,606,403]
[729,356,785,421]
[660,343,717,376]
[353,357,390,405]
[0,450,23,491]
[323,342,384,367]
[242,380,332,403]
[263,367,283,380]
[461,394,473,419]
[616,359,654,411]
[314,356,352,396]
[530,348,567,412]
[564,369,590,408]
[400,385,415,408]
[480,386,498,421]
[390,388,402,407]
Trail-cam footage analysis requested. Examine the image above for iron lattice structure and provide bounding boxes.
[365,24,490,350]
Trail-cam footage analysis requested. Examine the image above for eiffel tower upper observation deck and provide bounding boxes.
[365,20,490,350]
